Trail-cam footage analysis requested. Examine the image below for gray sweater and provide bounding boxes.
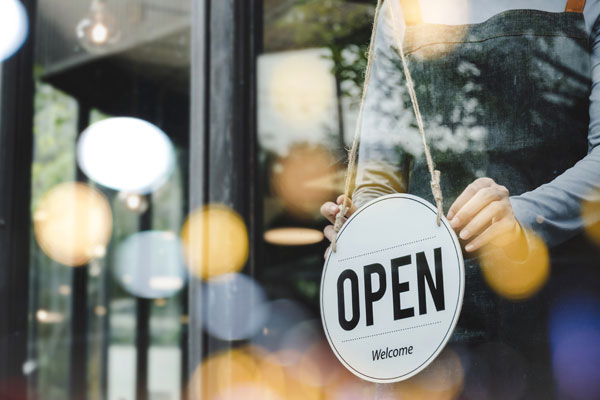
[354,0,600,247]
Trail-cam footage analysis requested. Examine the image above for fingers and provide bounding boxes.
[321,195,357,225]
[465,218,516,252]
[449,180,509,231]
[458,198,511,241]
[320,201,340,224]
[447,178,495,221]
[336,194,358,216]
[323,225,336,243]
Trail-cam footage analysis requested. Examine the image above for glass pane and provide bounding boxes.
[192,1,378,398]
[26,0,191,399]
[28,82,78,399]
[2,0,598,399]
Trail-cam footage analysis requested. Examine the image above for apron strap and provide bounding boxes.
[399,0,423,26]
[565,0,586,13]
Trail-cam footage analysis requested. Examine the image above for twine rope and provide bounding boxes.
[333,0,444,252]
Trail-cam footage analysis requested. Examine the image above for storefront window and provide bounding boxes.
[1,0,600,399]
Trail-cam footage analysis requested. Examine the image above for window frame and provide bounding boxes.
[0,0,37,395]
[188,0,263,383]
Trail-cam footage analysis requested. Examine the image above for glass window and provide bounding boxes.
[24,1,191,399]
[1,1,600,399]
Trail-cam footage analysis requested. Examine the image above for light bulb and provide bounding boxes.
[76,0,120,53]
[91,23,109,44]
[118,192,148,213]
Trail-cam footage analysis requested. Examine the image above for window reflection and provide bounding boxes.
[28,0,191,399]
[4,0,596,399]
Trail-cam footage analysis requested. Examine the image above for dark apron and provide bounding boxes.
[376,1,595,398]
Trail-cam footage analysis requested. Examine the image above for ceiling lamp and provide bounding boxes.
[76,0,121,53]
[264,227,324,246]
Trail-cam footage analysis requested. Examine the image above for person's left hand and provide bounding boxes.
[447,177,522,253]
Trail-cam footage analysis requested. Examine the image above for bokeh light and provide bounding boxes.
[76,0,121,53]
[263,227,324,246]
[480,229,550,300]
[374,348,464,400]
[188,344,345,400]
[201,273,267,341]
[94,305,107,317]
[181,205,249,280]
[190,348,259,399]
[0,0,28,62]
[270,144,336,218]
[251,299,311,353]
[278,320,322,367]
[292,341,343,388]
[118,192,149,213]
[324,368,376,400]
[189,347,286,400]
[113,231,187,299]
[420,0,470,25]
[36,309,64,324]
[269,54,334,126]
[581,192,600,246]
[395,0,469,60]
[188,322,377,399]
[77,117,175,194]
[550,295,600,400]
[34,182,112,267]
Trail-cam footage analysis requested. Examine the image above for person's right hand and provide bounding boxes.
[320,194,358,258]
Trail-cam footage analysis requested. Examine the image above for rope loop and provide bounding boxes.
[332,0,444,252]
[332,204,349,252]
[431,170,443,225]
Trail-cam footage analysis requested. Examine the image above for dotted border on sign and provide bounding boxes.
[341,321,443,343]
[337,236,437,263]
[321,194,465,383]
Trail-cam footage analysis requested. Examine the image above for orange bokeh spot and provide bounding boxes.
[582,194,600,246]
[181,205,249,280]
[34,182,112,267]
[480,229,550,300]
[386,348,464,400]
[271,144,337,218]
[189,348,257,400]
[189,347,290,400]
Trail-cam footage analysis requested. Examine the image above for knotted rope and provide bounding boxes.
[332,0,443,252]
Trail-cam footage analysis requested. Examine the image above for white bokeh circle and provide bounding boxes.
[113,231,187,299]
[77,117,175,194]
[0,0,28,62]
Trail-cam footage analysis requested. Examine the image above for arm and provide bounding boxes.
[509,11,600,248]
[352,0,412,208]
[449,9,600,252]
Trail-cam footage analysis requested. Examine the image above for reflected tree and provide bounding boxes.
[264,0,375,153]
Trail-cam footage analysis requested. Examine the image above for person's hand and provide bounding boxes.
[320,195,358,258]
[447,178,523,253]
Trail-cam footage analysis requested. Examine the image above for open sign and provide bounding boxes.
[320,194,464,383]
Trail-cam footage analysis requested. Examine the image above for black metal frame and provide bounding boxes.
[67,103,91,400]
[0,0,37,398]
[188,0,262,385]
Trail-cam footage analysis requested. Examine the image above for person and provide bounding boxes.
[320,0,600,397]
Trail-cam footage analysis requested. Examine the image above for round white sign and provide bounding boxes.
[320,194,464,383]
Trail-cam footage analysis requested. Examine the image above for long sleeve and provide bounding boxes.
[510,4,600,247]
[353,0,412,208]
[354,0,600,249]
